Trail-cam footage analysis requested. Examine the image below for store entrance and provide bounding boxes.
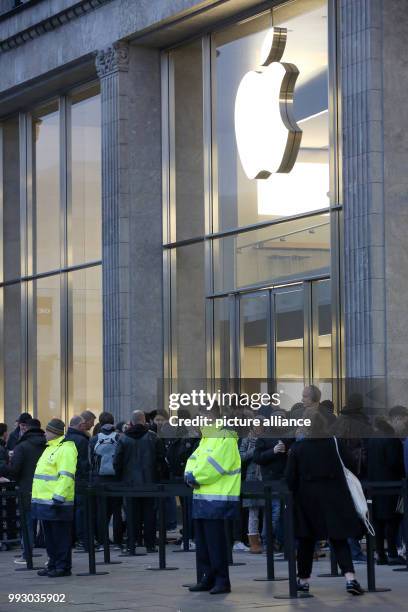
[213,279,332,410]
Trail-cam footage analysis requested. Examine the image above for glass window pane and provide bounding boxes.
[70,88,101,264]
[214,213,330,293]
[275,288,304,411]
[172,243,206,390]
[240,292,268,394]
[71,266,102,415]
[35,276,61,425]
[313,279,332,399]
[170,41,204,242]
[33,102,60,273]
[3,285,22,422]
[214,297,231,381]
[214,0,328,232]
[3,117,21,281]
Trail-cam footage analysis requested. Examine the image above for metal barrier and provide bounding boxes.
[1,478,407,598]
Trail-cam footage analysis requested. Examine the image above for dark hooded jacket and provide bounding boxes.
[0,427,46,495]
[113,424,166,486]
[65,426,90,486]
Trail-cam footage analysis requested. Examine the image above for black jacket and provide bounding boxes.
[285,437,364,539]
[253,438,292,482]
[0,427,46,494]
[0,440,8,467]
[64,427,90,485]
[113,424,166,486]
[367,437,404,520]
[6,426,21,451]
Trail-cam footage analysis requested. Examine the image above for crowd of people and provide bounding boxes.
[0,385,408,597]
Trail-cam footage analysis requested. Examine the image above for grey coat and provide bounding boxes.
[240,436,264,508]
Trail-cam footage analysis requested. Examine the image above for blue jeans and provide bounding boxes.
[262,499,282,544]
[21,507,34,560]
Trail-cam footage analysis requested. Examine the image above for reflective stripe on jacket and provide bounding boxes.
[185,425,241,519]
[32,436,77,513]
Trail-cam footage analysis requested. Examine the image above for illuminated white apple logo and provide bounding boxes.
[234,27,302,180]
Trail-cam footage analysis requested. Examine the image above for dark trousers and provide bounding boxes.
[127,498,156,549]
[375,516,401,558]
[297,537,354,579]
[194,519,230,589]
[97,496,123,545]
[74,494,87,547]
[43,520,73,572]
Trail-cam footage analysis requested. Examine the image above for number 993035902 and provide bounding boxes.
[8,594,66,604]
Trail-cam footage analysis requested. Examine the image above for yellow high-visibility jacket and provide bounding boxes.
[31,436,78,521]
[185,425,241,519]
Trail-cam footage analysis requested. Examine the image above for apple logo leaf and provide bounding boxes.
[234,26,302,180]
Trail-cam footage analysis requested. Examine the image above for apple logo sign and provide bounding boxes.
[234,27,302,180]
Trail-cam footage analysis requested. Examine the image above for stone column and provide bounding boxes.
[341,0,386,382]
[96,42,163,420]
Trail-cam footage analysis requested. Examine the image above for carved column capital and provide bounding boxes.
[96,41,129,78]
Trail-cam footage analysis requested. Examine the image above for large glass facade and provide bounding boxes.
[163,0,340,406]
[0,85,102,426]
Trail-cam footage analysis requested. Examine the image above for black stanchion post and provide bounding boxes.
[394,478,408,573]
[15,493,39,572]
[77,491,108,576]
[254,487,287,582]
[274,490,312,599]
[317,546,341,578]
[365,495,390,592]
[224,519,245,567]
[147,496,178,571]
[96,493,121,566]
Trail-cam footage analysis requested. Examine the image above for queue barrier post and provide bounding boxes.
[147,495,178,571]
[15,492,40,572]
[317,547,341,578]
[393,477,408,573]
[254,486,287,582]
[365,495,390,593]
[96,492,122,566]
[274,490,313,599]
[77,490,108,576]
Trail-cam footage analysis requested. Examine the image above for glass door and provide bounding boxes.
[239,291,269,395]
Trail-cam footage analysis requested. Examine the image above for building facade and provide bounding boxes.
[0,0,406,425]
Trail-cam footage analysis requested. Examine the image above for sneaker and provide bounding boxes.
[296,579,310,593]
[233,541,249,552]
[14,557,27,565]
[346,579,364,596]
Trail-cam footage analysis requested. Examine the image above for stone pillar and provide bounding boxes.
[96,42,163,420]
[341,0,386,383]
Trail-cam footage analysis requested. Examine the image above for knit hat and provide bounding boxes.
[46,418,65,436]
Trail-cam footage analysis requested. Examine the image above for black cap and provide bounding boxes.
[17,413,32,424]
[26,418,41,429]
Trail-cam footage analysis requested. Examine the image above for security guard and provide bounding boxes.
[185,418,241,595]
[32,418,78,578]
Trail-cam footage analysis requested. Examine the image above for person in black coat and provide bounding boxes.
[65,415,90,550]
[114,410,166,552]
[254,419,293,548]
[6,413,32,451]
[0,423,8,467]
[285,412,364,596]
[367,406,408,565]
[0,419,46,561]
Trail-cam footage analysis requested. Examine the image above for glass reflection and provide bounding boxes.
[33,102,60,273]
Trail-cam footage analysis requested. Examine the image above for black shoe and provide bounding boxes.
[48,569,72,578]
[387,555,406,566]
[209,585,231,595]
[189,583,212,592]
[346,580,364,596]
[37,568,50,577]
[146,546,158,553]
[297,579,310,593]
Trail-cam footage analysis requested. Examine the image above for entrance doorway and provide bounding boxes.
[213,279,332,411]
